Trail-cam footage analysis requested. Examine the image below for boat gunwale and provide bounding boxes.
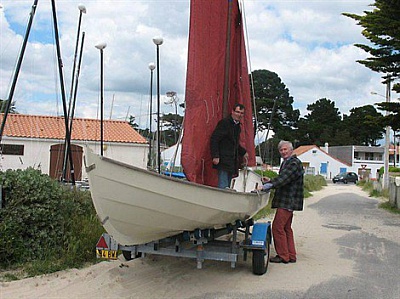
[89,153,264,197]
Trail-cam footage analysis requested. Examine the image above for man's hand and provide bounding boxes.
[212,158,220,165]
[262,177,271,183]
[261,182,273,191]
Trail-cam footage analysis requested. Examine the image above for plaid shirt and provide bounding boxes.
[270,155,304,211]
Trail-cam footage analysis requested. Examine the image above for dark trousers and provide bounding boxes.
[272,208,296,262]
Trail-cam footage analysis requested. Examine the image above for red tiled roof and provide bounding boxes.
[293,145,318,156]
[294,144,351,167]
[0,114,147,144]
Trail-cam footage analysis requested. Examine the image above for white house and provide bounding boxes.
[293,145,352,179]
[327,145,384,179]
[0,114,148,181]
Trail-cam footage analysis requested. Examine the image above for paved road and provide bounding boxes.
[189,183,400,299]
[252,183,400,299]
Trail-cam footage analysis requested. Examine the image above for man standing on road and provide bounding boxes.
[260,140,304,264]
[210,103,248,189]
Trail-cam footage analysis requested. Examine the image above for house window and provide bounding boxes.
[0,144,24,155]
[365,152,374,160]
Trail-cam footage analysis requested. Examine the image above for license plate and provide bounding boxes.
[96,249,118,259]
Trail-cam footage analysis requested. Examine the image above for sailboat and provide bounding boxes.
[85,0,269,246]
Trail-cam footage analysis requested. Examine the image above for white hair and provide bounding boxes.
[278,140,293,150]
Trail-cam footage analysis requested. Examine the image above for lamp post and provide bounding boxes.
[148,62,156,169]
[153,36,163,173]
[371,79,391,189]
[165,91,178,144]
[95,42,107,156]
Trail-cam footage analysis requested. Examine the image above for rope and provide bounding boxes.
[240,0,266,183]
[241,0,264,161]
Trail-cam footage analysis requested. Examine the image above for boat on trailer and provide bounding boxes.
[87,0,272,274]
[85,149,268,246]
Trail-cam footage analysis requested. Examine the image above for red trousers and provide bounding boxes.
[272,208,296,262]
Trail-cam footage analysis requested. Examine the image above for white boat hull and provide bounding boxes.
[85,149,269,246]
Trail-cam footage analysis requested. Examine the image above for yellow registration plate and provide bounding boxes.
[96,249,118,259]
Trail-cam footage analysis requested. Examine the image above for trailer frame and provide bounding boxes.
[96,219,271,275]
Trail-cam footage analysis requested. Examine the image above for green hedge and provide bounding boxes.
[0,168,103,275]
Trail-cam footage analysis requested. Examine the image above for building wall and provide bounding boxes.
[0,137,148,180]
[329,145,384,179]
[328,146,354,165]
[298,148,351,179]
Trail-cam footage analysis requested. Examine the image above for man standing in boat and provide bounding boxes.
[210,103,249,189]
[260,140,304,264]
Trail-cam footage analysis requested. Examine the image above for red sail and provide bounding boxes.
[181,0,255,187]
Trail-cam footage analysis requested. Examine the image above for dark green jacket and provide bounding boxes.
[270,155,304,211]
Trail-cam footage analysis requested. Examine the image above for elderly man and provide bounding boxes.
[261,140,304,264]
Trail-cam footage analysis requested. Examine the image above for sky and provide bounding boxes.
[0,0,388,130]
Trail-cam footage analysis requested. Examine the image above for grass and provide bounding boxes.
[358,179,400,214]
[379,201,400,214]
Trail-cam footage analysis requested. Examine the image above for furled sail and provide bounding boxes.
[181,0,255,187]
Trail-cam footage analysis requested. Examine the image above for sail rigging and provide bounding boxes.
[181,0,256,187]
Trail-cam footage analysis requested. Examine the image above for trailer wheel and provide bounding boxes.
[252,232,271,275]
[122,250,141,261]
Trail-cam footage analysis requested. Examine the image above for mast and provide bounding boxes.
[0,0,39,144]
[148,63,156,169]
[50,0,75,184]
[222,0,233,117]
[62,5,86,181]
[68,32,85,142]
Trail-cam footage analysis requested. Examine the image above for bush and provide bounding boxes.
[0,168,103,276]
[254,169,278,179]
[0,168,65,266]
[304,174,327,193]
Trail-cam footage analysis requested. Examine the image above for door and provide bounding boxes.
[320,163,327,175]
[49,144,83,181]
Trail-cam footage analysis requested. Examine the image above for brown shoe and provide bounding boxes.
[289,259,296,263]
[269,255,289,264]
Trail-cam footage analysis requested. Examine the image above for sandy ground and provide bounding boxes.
[0,185,375,298]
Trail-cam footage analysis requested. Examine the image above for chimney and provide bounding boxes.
[324,142,329,153]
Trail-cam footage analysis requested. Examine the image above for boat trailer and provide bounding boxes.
[96,219,271,275]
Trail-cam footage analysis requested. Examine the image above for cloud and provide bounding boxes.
[0,0,388,128]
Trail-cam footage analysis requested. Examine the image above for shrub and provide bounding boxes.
[0,168,103,276]
[0,168,66,266]
[304,174,327,193]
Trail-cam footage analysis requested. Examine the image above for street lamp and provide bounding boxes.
[95,42,107,156]
[153,36,163,173]
[148,62,156,169]
[371,79,391,189]
[370,91,385,98]
[165,91,179,144]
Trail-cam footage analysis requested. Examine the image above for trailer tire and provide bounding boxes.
[252,232,271,275]
[122,250,141,261]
